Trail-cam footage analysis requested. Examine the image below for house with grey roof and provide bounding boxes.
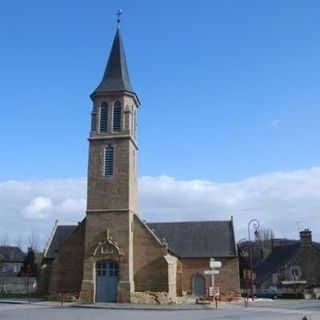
[256,229,320,295]
[248,229,320,297]
[0,246,25,275]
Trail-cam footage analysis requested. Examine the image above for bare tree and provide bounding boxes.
[0,233,10,246]
[15,234,23,249]
[254,227,275,242]
[27,230,40,252]
[258,228,275,241]
[255,227,275,259]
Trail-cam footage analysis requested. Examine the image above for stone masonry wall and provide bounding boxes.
[133,215,169,292]
[80,211,133,303]
[181,257,240,295]
[176,258,183,296]
[180,258,210,295]
[48,220,85,295]
[37,260,52,295]
[87,95,138,214]
[82,93,138,303]
[87,138,130,211]
[295,245,320,286]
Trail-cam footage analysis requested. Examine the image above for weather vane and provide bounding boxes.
[116,9,123,27]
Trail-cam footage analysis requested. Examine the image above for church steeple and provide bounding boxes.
[82,17,140,302]
[92,27,138,101]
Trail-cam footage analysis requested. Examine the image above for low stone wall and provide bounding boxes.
[0,276,37,294]
[131,291,187,304]
[48,292,79,302]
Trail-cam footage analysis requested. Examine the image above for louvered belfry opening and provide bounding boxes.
[113,101,121,131]
[104,145,114,176]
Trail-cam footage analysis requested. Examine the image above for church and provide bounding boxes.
[41,19,240,303]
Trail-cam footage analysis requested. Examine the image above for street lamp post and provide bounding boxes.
[248,219,260,301]
[237,238,248,307]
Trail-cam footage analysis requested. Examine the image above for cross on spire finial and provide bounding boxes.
[116,9,123,27]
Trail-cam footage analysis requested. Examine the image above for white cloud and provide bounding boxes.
[0,168,320,249]
[0,178,86,249]
[139,168,320,241]
[56,198,87,214]
[22,196,53,220]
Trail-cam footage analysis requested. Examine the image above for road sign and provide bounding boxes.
[209,286,220,297]
[204,270,220,275]
[210,259,222,268]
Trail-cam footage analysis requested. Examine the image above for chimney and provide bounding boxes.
[300,229,312,247]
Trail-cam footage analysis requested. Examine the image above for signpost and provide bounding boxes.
[210,260,222,269]
[204,270,220,275]
[208,286,220,297]
[204,258,222,308]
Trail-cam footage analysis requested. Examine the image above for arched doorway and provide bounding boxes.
[96,261,119,302]
[193,274,206,296]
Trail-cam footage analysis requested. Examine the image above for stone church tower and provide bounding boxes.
[43,19,240,304]
[80,25,140,303]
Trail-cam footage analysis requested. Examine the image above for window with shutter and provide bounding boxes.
[104,145,114,176]
[100,103,108,132]
[113,101,121,131]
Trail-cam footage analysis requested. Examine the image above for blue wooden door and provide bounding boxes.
[96,261,119,302]
[193,274,205,296]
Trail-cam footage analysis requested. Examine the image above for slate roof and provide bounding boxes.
[147,220,237,258]
[0,246,25,262]
[45,220,236,260]
[92,27,137,99]
[255,243,300,284]
[44,225,77,259]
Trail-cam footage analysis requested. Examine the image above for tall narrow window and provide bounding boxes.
[91,111,97,132]
[113,101,121,131]
[104,145,114,176]
[100,102,108,132]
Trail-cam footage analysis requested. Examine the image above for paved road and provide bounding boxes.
[0,300,319,320]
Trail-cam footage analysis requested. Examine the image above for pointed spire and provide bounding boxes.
[92,26,136,99]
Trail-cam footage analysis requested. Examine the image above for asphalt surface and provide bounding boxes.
[0,299,319,320]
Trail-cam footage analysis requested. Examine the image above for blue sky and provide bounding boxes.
[0,1,320,246]
[1,0,319,181]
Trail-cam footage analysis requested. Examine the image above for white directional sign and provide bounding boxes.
[210,261,222,268]
[210,259,222,268]
[204,270,220,275]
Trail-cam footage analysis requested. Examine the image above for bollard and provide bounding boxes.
[244,295,248,307]
[215,295,219,309]
[58,293,64,306]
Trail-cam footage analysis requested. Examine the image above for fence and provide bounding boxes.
[0,276,37,294]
